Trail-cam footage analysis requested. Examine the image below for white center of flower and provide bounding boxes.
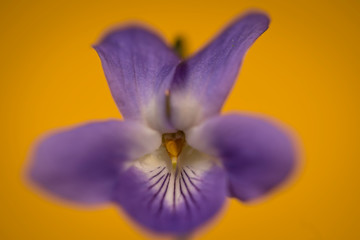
[127,130,218,208]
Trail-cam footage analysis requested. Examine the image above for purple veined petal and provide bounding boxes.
[186,114,296,201]
[113,143,227,234]
[27,120,161,205]
[94,26,180,133]
[169,12,270,130]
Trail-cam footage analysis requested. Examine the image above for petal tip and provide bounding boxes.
[236,10,271,32]
[93,23,168,52]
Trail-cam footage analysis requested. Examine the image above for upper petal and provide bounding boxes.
[94,26,180,132]
[27,120,161,205]
[187,114,296,201]
[170,12,270,130]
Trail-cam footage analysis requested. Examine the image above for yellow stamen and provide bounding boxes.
[162,131,185,169]
[166,140,181,158]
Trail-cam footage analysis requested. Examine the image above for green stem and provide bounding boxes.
[172,36,186,59]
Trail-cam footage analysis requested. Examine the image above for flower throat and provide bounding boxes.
[162,131,185,169]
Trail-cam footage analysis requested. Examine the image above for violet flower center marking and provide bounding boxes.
[128,130,217,215]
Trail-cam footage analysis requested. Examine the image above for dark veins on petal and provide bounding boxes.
[145,166,204,216]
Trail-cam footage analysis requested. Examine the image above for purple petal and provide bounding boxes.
[113,145,226,234]
[187,114,296,201]
[170,12,270,130]
[94,26,180,132]
[28,121,161,205]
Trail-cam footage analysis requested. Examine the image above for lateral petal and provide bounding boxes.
[187,114,296,201]
[28,120,160,205]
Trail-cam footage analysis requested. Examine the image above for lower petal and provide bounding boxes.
[27,120,161,205]
[114,144,226,234]
[186,114,296,201]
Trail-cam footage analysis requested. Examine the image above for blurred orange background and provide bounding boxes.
[1,0,359,239]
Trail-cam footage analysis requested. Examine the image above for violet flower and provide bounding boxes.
[28,12,295,235]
